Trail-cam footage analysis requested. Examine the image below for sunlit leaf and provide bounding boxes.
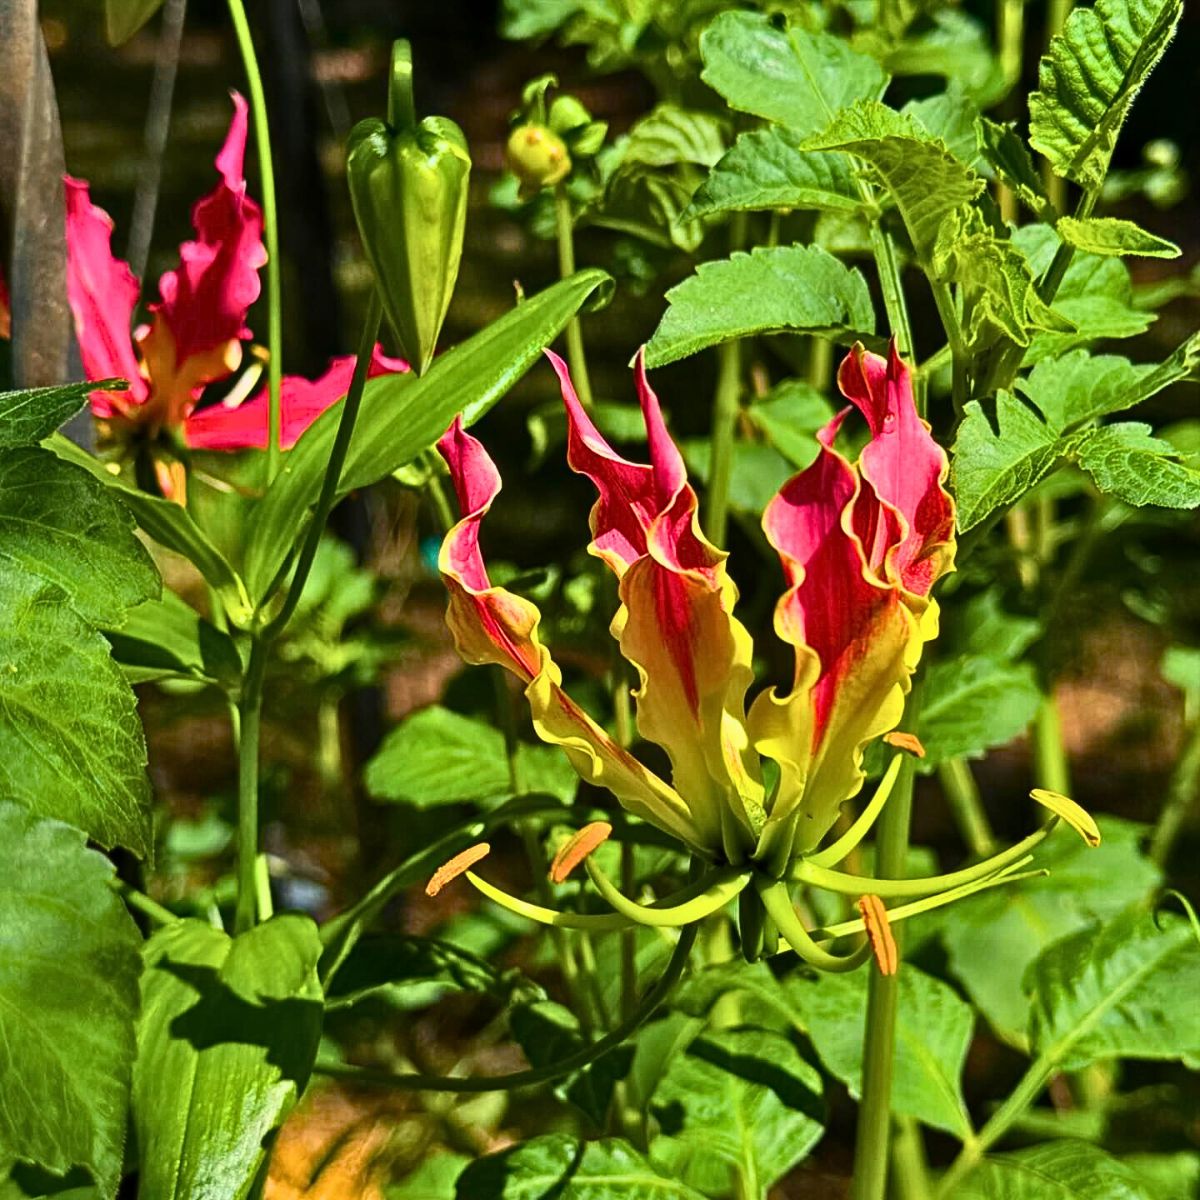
[1057,215,1180,258]
[958,1140,1156,1199]
[1076,422,1200,509]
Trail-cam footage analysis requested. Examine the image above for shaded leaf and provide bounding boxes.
[1076,422,1200,508]
[0,562,151,856]
[105,0,164,44]
[387,1153,470,1199]
[958,1140,1156,1199]
[0,447,158,625]
[644,244,873,368]
[1057,215,1180,258]
[649,1027,825,1195]
[787,965,973,1137]
[699,11,888,135]
[978,118,1054,221]
[902,87,987,171]
[133,916,323,1200]
[882,11,1005,104]
[681,438,795,515]
[0,805,140,1197]
[618,105,727,170]
[746,380,835,469]
[1029,0,1183,188]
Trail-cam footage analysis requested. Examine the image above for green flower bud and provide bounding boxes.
[346,41,471,376]
[548,94,591,135]
[506,124,571,197]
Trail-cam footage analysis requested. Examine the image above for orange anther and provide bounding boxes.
[549,822,612,884]
[884,731,926,758]
[857,894,899,976]
[425,843,491,897]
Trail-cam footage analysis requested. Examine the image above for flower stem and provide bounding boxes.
[1149,709,1200,867]
[938,757,996,857]
[234,634,268,933]
[705,336,742,548]
[851,694,921,1200]
[1033,693,1072,797]
[226,0,283,478]
[554,184,593,409]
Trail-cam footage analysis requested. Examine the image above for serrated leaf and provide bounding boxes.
[0,805,140,1196]
[1029,0,1183,188]
[0,381,102,448]
[787,965,973,1137]
[364,705,578,807]
[918,655,1043,770]
[619,105,727,170]
[243,270,611,607]
[902,87,986,171]
[133,915,323,1200]
[1076,421,1200,508]
[0,562,151,856]
[699,10,888,135]
[644,244,873,368]
[978,118,1055,220]
[649,1027,825,1195]
[1029,905,1200,1069]
[0,447,158,625]
[456,1134,707,1199]
[958,1140,1156,1200]
[939,818,1160,1041]
[805,100,984,263]
[688,126,862,219]
[1058,215,1180,257]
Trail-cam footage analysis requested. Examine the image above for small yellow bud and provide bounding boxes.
[506,123,571,196]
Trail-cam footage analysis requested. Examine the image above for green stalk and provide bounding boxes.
[929,279,969,420]
[1042,0,1074,212]
[554,184,594,409]
[234,635,268,933]
[851,692,921,1200]
[938,757,996,857]
[868,223,915,363]
[114,881,179,926]
[226,0,283,478]
[705,337,742,547]
[1033,694,1072,796]
[892,1116,933,1200]
[995,0,1024,223]
[1149,712,1200,867]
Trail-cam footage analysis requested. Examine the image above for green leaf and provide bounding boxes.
[1118,1152,1200,1200]
[105,591,242,688]
[1076,421,1200,508]
[0,562,151,856]
[243,270,611,607]
[939,819,1160,1042]
[0,381,102,448]
[388,1153,470,1199]
[0,804,140,1196]
[105,0,165,44]
[618,105,727,170]
[324,933,529,1012]
[958,1140,1156,1200]
[644,245,873,368]
[746,379,835,469]
[46,434,251,623]
[455,1133,707,1199]
[133,915,323,1200]
[364,705,578,807]
[1029,0,1183,188]
[699,10,888,135]
[681,439,795,515]
[978,118,1055,220]
[882,11,1005,104]
[956,592,1041,662]
[804,100,984,262]
[918,655,1043,769]
[1015,225,1153,361]
[1029,905,1200,1070]
[0,448,158,625]
[648,1027,825,1195]
[688,126,862,218]
[1057,215,1180,258]
[786,965,974,1137]
[902,87,986,171]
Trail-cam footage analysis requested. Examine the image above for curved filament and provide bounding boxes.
[756,878,873,974]
[807,754,904,869]
[584,859,751,927]
[465,871,633,931]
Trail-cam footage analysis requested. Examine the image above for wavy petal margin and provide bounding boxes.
[140,92,267,428]
[63,177,148,416]
[184,346,408,451]
[436,417,701,851]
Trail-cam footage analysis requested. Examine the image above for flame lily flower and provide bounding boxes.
[60,92,406,468]
[432,343,1099,971]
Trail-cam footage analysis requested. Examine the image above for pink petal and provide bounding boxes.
[63,176,148,416]
[183,346,408,451]
[836,342,955,595]
[148,92,266,397]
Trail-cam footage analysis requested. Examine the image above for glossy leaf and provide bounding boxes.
[617,105,727,170]
[0,447,158,625]
[1029,0,1184,188]
[649,1027,825,1195]
[0,380,107,448]
[243,269,611,606]
[688,127,862,218]
[0,804,140,1197]
[1028,905,1200,1070]
[699,11,888,135]
[644,244,873,368]
[455,1134,707,1199]
[133,915,323,1200]
[1076,422,1200,508]
[939,818,1160,1041]
[0,562,151,856]
[1057,215,1180,258]
[958,1140,1156,1199]
[364,705,577,806]
[787,965,974,1137]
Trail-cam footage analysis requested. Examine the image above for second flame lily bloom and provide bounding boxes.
[433,343,1098,970]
